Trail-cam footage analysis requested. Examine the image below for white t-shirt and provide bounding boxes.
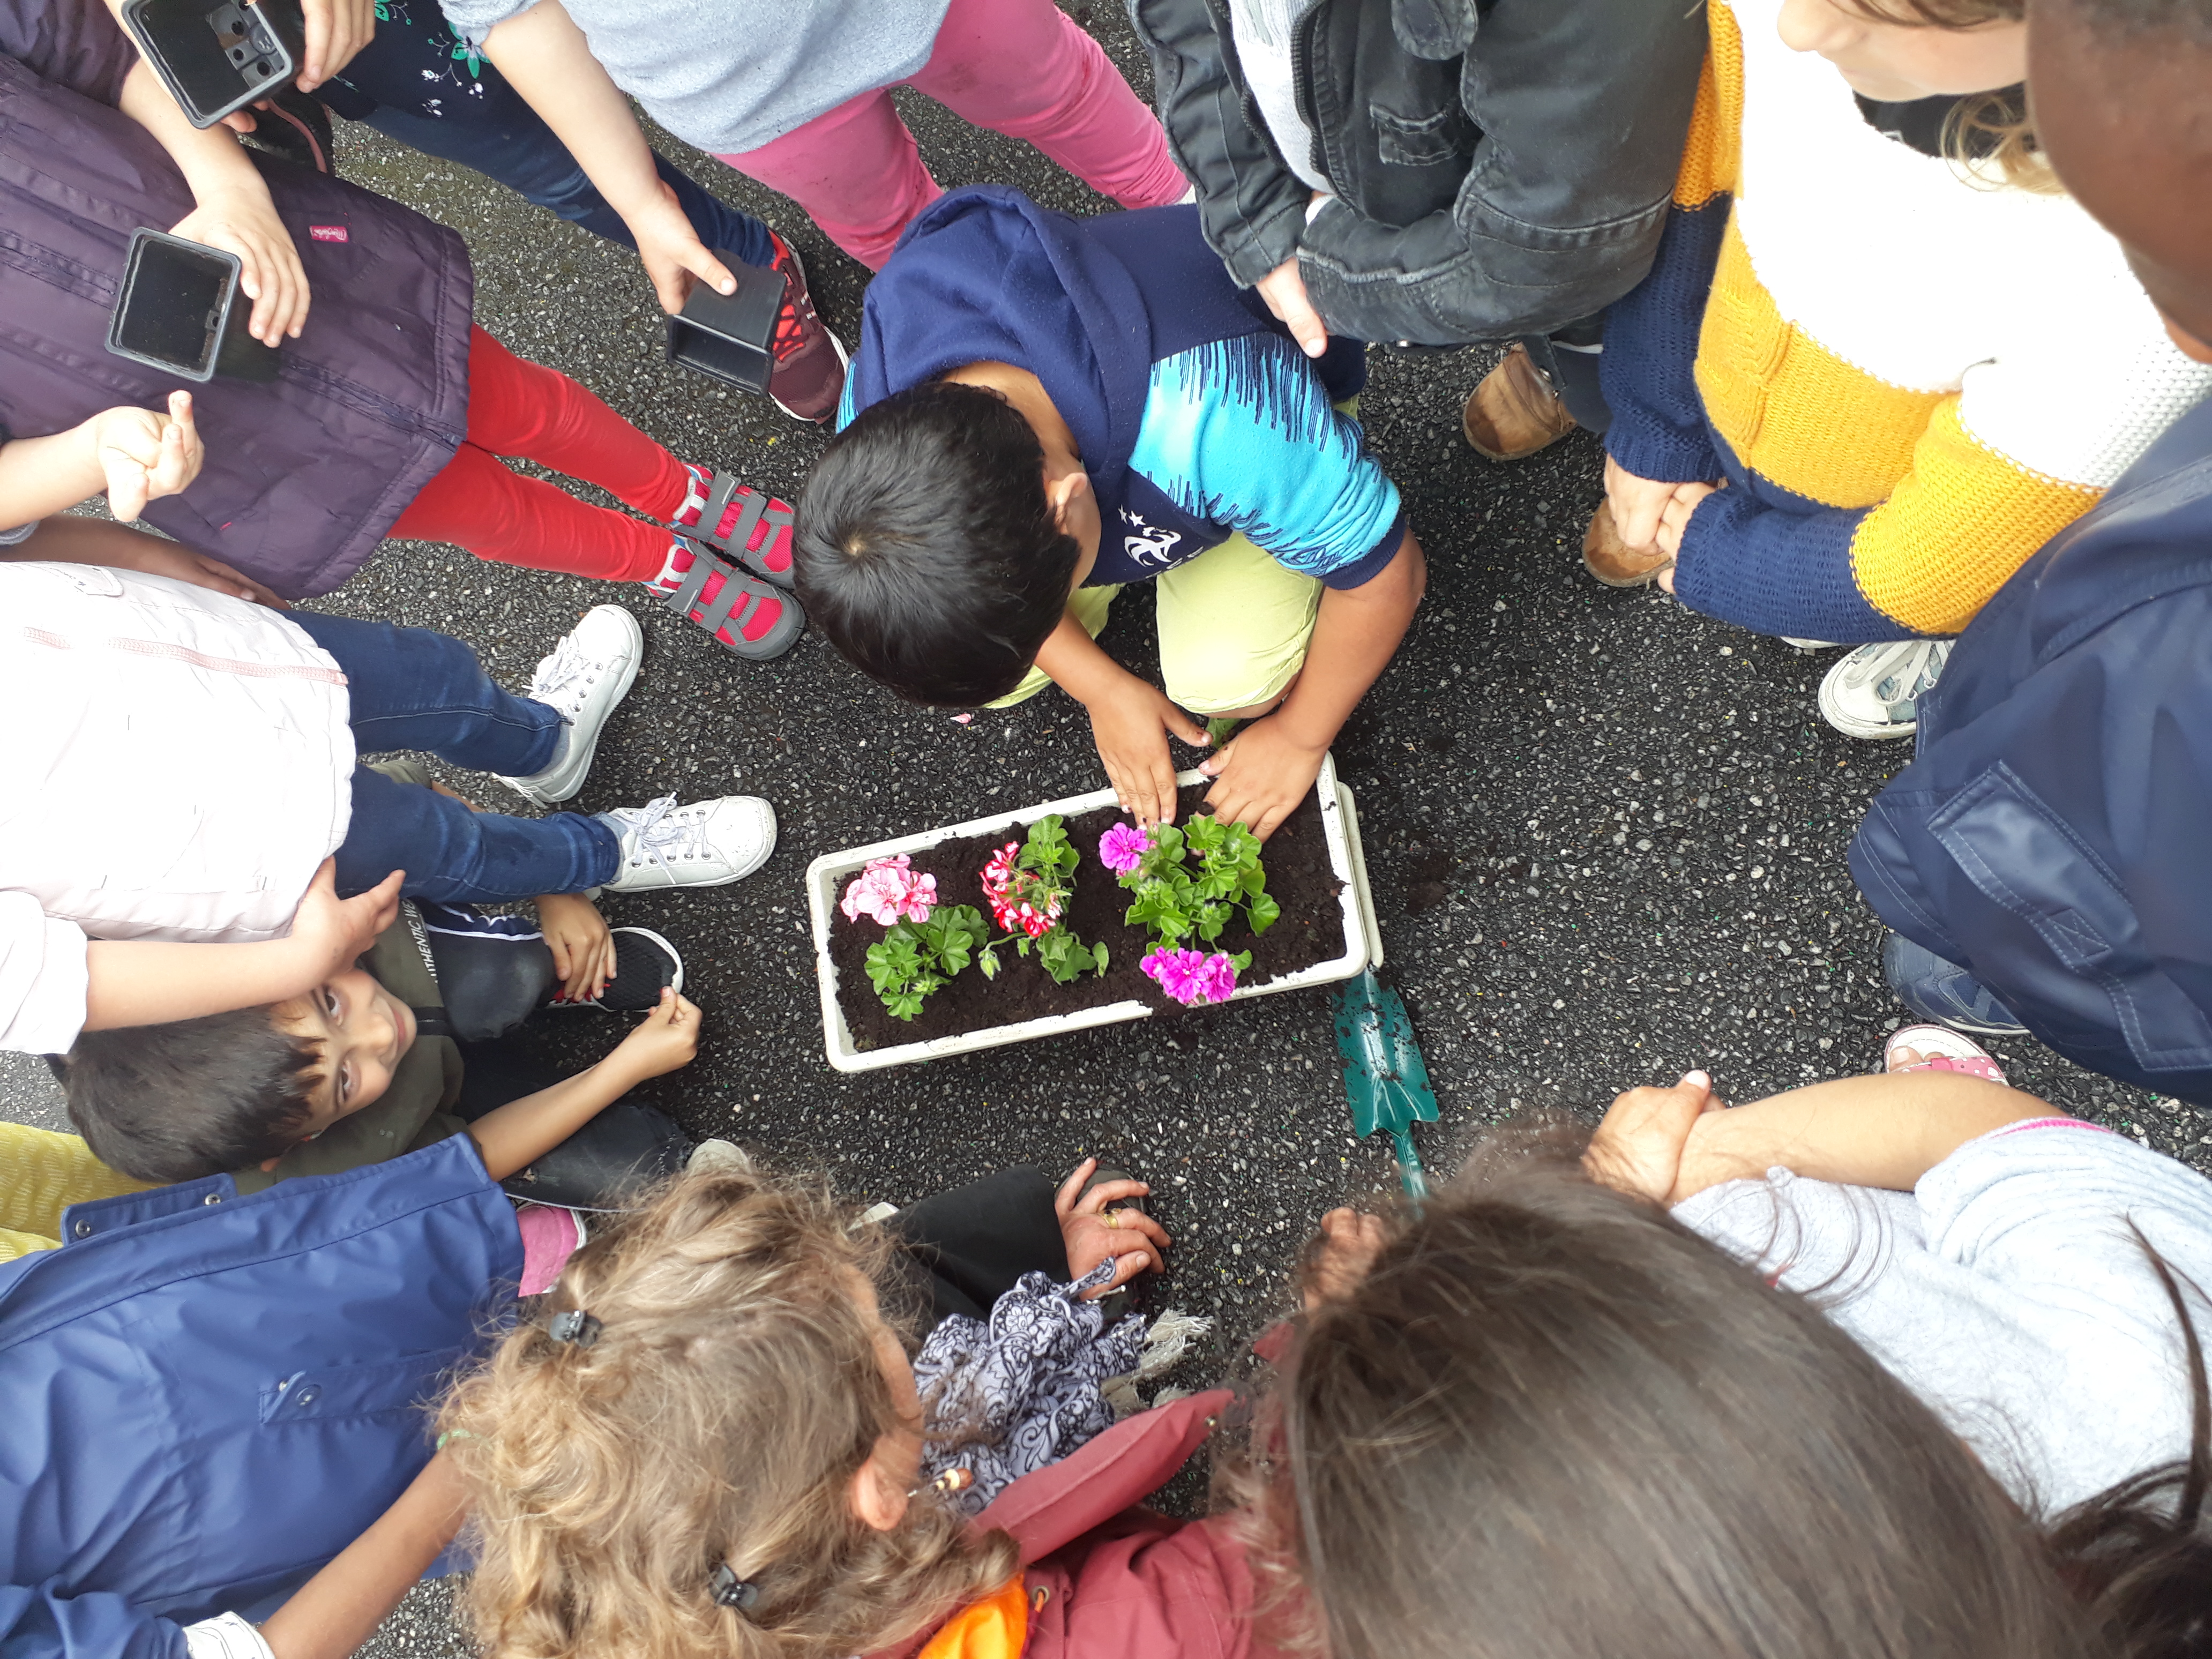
[1674,1119,2212,1516]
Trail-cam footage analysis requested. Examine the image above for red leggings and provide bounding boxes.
[392,328,687,581]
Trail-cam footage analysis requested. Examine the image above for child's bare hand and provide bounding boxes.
[1055,1157,1171,1296]
[1582,1071,1728,1205]
[1304,1207,1389,1311]
[1087,677,1208,829]
[632,183,735,315]
[92,392,203,520]
[611,988,700,1080]
[535,892,616,1002]
[1199,713,1326,841]
[170,186,309,344]
[1603,455,1689,552]
[287,859,403,988]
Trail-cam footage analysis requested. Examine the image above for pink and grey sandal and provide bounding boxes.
[671,466,796,590]
[661,537,804,661]
[1882,1022,2007,1085]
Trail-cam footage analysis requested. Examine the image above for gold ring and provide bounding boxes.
[1102,1210,1120,1229]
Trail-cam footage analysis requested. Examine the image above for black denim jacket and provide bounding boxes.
[1126,0,1709,344]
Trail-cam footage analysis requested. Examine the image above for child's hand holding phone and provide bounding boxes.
[609,988,701,1081]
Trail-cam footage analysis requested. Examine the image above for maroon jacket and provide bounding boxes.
[883,1389,1272,1659]
[0,0,470,597]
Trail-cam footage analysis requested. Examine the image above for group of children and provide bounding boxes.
[5,0,2212,1650]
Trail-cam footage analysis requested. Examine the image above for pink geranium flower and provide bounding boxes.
[840,855,938,926]
[1141,947,1239,1007]
[1098,822,1152,876]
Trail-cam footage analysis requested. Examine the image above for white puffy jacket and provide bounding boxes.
[0,562,354,1053]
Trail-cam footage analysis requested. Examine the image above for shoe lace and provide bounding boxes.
[607,796,707,871]
[527,633,599,716]
[1841,640,1951,714]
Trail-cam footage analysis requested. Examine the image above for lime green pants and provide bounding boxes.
[989,531,1324,714]
[0,1122,152,1261]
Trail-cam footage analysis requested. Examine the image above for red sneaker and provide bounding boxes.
[764,229,848,425]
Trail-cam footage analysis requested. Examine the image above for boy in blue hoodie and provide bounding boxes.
[793,188,1426,841]
[1847,0,2212,1101]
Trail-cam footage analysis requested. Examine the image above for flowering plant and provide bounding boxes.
[1098,821,1151,877]
[840,855,938,926]
[1141,946,1246,1007]
[865,904,987,1022]
[976,815,1105,987]
[1107,812,1279,956]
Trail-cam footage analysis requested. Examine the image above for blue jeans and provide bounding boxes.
[290,612,622,903]
[319,4,776,270]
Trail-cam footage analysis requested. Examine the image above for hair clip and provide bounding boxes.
[908,1467,973,1499]
[708,1563,759,1613]
[547,1310,601,1348]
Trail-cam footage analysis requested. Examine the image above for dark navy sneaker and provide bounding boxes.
[1881,932,2028,1037]
[548,926,684,1013]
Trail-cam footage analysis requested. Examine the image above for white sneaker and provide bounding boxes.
[599,794,777,890]
[685,1138,757,1177]
[1817,640,1952,739]
[500,606,644,805]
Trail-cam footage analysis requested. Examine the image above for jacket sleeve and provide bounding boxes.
[0,893,89,1057]
[0,1582,189,1659]
[1124,0,1312,289]
[1294,0,1707,344]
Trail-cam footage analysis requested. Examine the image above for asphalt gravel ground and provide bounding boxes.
[5,5,2207,1651]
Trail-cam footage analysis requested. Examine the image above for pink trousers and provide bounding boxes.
[718,0,1187,270]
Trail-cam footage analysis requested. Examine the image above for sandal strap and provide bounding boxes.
[694,470,791,559]
[663,537,766,639]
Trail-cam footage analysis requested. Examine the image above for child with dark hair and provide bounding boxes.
[63,867,701,1203]
[1273,1056,2212,1659]
[795,187,1426,842]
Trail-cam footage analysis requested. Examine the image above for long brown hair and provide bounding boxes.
[438,1169,1019,1659]
[1247,1163,2127,1659]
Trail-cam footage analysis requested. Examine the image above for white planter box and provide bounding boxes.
[806,754,1382,1073]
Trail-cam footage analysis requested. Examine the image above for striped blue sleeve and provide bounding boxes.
[1130,337,1407,588]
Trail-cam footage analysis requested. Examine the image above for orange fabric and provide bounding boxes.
[1671,0,1743,210]
[917,1579,1031,1659]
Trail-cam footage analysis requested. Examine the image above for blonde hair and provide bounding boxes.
[438,1169,1020,1659]
[1848,0,2060,190]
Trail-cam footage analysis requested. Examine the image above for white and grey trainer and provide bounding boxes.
[1817,639,1953,739]
[499,606,645,806]
[598,794,778,891]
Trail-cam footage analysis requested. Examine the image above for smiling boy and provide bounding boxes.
[793,187,1425,840]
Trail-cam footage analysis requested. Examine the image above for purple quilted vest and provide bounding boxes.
[0,0,471,596]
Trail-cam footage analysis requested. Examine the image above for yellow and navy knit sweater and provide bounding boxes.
[1600,0,2212,642]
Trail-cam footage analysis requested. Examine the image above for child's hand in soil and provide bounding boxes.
[608,988,701,1081]
[1056,1157,1171,1296]
[1303,1207,1390,1311]
[1086,677,1209,829]
[536,892,617,1003]
[1582,1071,1728,1205]
[1199,714,1327,841]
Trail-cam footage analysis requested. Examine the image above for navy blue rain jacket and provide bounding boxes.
[0,1134,520,1659]
[1851,396,2212,1102]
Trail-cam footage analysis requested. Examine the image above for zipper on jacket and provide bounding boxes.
[1294,3,1333,197]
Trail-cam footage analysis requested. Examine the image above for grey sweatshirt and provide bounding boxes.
[437,0,954,154]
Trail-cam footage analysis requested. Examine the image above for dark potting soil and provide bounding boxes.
[829,784,1347,1050]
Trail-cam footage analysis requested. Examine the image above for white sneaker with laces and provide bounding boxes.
[1817,639,1952,739]
[599,794,777,890]
[499,606,644,805]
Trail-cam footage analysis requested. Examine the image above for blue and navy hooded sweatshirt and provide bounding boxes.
[1850,396,2212,1103]
[840,186,1408,591]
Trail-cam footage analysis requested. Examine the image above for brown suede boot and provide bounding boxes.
[1582,503,1674,588]
[1462,343,1580,461]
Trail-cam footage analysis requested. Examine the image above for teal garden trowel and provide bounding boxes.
[1333,969,1439,1201]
